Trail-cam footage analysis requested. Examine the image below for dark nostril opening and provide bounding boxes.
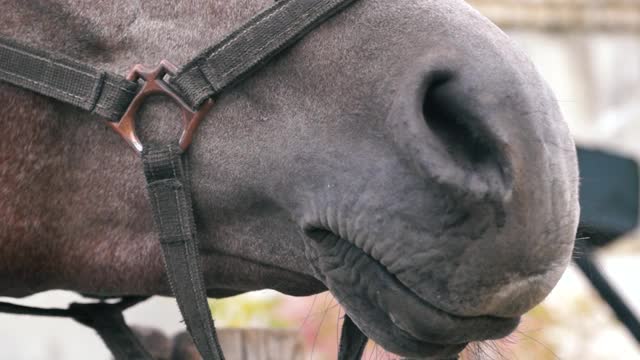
[422,76,499,166]
[303,226,335,243]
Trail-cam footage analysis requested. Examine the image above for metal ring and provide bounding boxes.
[107,60,214,154]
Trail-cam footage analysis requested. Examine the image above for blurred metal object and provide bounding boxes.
[573,244,640,344]
[468,0,640,32]
[573,146,640,345]
[577,147,639,247]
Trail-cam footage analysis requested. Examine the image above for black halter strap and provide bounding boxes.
[142,143,226,359]
[0,36,138,121]
[171,0,361,108]
[0,0,370,359]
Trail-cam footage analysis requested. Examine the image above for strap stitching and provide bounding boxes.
[190,66,213,97]
[0,41,96,77]
[88,73,106,113]
[201,2,325,93]
[0,41,140,93]
[215,12,312,82]
[148,151,158,181]
[168,145,179,180]
[180,152,220,357]
[0,67,87,101]
[0,42,137,94]
[150,190,165,236]
[171,151,220,358]
[180,197,212,354]
[204,0,291,61]
[0,68,135,114]
[104,80,138,94]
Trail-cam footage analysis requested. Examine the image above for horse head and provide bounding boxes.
[0,0,579,357]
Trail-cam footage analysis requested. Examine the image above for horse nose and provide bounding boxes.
[386,53,579,318]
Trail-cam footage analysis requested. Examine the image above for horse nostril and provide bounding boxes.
[422,75,498,166]
[408,70,513,201]
[303,227,334,243]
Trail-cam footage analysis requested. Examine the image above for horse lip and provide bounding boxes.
[355,238,521,345]
[305,227,519,350]
[380,281,521,345]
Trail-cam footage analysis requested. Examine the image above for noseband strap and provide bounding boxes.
[0,37,138,121]
[0,1,380,359]
[170,0,360,108]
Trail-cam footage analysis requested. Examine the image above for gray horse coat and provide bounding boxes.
[0,0,579,357]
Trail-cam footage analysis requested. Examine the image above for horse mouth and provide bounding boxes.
[305,228,520,358]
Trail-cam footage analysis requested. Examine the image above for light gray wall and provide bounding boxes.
[509,31,640,157]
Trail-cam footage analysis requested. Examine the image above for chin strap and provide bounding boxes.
[142,143,225,360]
[141,142,372,360]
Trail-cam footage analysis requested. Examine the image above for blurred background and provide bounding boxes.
[2,1,640,359]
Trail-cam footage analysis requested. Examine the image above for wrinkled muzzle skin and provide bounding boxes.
[274,2,578,357]
[0,0,578,358]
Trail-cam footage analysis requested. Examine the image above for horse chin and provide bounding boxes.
[305,231,520,358]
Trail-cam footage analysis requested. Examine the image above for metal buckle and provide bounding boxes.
[108,60,214,153]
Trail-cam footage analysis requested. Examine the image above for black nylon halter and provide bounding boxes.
[0,0,372,359]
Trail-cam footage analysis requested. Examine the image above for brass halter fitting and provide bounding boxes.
[107,60,214,153]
